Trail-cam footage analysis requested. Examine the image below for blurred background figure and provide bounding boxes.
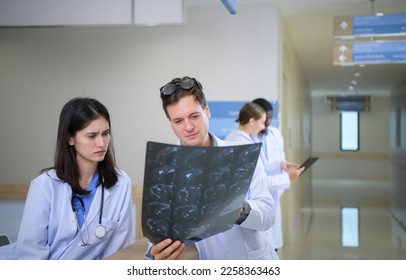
[251,98,304,251]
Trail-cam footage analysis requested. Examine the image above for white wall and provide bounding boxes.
[0,4,281,186]
[390,80,406,227]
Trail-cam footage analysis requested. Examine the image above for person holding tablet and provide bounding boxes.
[251,98,304,252]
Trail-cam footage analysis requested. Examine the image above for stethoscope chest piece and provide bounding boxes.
[95,224,106,238]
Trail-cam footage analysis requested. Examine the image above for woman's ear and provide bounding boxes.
[249,117,255,126]
[68,137,74,146]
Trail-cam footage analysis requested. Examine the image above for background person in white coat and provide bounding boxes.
[251,98,303,251]
[146,76,277,260]
[0,97,133,259]
[225,102,267,145]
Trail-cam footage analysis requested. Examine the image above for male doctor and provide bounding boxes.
[146,76,278,260]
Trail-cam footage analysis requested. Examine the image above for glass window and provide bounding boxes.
[396,107,401,148]
[340,111,359,151]
[341,206,360,247]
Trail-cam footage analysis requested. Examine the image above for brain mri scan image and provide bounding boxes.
[142,141,261,245]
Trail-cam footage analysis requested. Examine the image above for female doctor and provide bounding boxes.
[0,97,133,259]
[225,102,267,145]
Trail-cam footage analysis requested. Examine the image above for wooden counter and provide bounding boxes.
[106,238,199,260]
[106,238,149,259]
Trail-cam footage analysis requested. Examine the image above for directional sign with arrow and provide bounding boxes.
[333,41,406,65]
[334,13,406,38]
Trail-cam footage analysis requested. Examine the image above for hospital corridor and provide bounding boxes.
[279,179,406,260]
[1,0,406,262]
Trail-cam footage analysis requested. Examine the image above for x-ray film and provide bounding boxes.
[142,141,261,245]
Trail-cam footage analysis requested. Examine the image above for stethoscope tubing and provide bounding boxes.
[71,185,106,246]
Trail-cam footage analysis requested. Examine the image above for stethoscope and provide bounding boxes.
[71,185,106,246]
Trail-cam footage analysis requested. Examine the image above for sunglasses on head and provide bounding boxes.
[160,77,200,96]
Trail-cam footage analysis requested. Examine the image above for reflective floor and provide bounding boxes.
[279,179,406,260]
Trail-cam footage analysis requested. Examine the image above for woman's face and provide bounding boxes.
[251,112,267,136]
[68,117,110,167]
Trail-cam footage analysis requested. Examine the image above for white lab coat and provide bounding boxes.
[196,134,278,259]
[145,133,278,260]
[252,126,290,249]
[227,129,290,192]
[0,169,133,260]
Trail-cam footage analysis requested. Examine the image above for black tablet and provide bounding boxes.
[300,156,319,174]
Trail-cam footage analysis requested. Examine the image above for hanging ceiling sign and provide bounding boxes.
[221,0,237,15]
[333,41,406,65]
[333,13,406,38]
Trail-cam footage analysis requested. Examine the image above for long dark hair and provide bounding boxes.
[43,97,118,195]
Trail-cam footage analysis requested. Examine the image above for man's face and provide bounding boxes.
[166,95,211,147]
[265,110,273,128]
